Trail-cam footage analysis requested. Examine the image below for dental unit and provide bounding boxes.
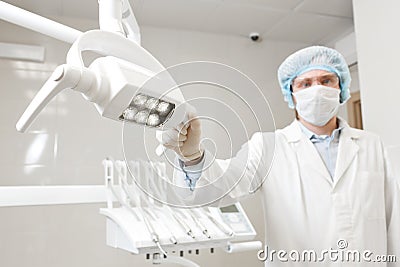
[0,1,262,266]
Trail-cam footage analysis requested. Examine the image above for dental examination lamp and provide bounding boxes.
[0,0,188,133]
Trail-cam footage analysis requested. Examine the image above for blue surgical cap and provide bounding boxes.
[277,46,351,109]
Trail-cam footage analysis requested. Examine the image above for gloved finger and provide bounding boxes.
[162,144,176,149]
[166,128,187,142]
[156,129,186,144]
[187,112,201,131]
[163,142,184,150]
[161,131,186,147]
[176,122,188,135]
[156,131,176,146]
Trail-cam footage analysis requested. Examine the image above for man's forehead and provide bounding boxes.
[296,69,334,79]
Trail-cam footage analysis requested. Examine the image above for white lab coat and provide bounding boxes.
[174,119,400,266]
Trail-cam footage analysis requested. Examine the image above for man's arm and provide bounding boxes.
[171,131,273,207]
[157,112,274,207]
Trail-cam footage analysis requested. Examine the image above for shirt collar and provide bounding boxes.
[296,118,344,141]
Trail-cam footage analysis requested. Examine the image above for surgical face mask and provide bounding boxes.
[292,85,340,126]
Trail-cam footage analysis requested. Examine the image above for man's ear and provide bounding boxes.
[291,92,298,119]
[294,109,299,119]
[292,93,297,106]
[290,85,296,105]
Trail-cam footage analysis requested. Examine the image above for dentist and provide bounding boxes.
[157,46,399,266]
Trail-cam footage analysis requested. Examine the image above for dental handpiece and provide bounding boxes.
[148,161,195,240]
[117,164,166,252]
[188,210,211,239]
[205,211,234,237]
[171,209,195,239]
[142,162,180,244]
[140,210,168,256]
[109,182,163,251]
[146,208,178,245]
[112,160,170,256]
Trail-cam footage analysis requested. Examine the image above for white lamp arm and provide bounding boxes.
[98,0,141,45]
[98,0,125,36]
[0,1,82,44]
[122,0,141,44]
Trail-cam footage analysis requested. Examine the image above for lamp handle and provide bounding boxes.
[16,65,81,132]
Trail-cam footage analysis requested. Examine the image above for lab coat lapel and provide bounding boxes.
[282,120,333,185]
[333,126,359,188]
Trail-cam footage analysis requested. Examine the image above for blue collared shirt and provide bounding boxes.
[296,120,343,180]
[179,154,205,191]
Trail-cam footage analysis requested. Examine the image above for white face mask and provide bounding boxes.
[292,85,340,126]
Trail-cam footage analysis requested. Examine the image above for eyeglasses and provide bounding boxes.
[292,73,339,90]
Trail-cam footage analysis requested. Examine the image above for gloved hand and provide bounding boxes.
[156,112,203,163]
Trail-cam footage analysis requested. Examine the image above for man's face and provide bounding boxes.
[291,69,341,121]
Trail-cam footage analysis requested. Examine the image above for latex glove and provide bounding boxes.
[156,112,203,163]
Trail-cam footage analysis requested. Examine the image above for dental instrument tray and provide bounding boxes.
[101,159,257,255]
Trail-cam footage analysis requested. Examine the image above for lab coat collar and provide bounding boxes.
[280,117,360,188]
[281,119,304,143]
[333,120,360,187]
[281,119,333,185]
[281,117,357,143]
[297,119,344,142]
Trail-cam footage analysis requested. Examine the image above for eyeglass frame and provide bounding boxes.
[291,72,340,91]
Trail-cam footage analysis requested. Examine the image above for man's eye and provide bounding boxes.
[301,82,312,88]
[321,79,331,85]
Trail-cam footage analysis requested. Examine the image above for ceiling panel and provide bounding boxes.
[130,0,144,12]
[265,12,353,43]
[222,0,303,11]
[211,3,287,36]
[1,0,354,45]
[296,0,353,18]
[137,0,221,32]
[4,0,62,16]
[61,0,98,20]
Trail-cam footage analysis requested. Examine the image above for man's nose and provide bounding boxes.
[312,80,322,86]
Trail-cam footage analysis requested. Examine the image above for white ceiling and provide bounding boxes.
[4,0,354,44]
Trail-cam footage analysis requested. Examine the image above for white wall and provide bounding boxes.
[336,64,360,121]
[326,30,359,122]
[0,17,309,267]
[352,0,400,148]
